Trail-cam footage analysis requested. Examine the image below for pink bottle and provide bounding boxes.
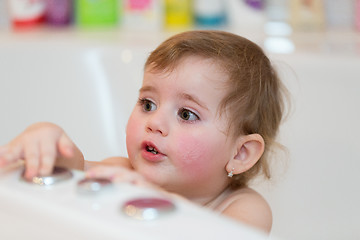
[356,0,360,31]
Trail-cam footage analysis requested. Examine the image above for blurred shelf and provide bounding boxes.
[0,26,359,57]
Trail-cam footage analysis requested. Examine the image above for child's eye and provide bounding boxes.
[139,98,157,112]
[178,108,199,121]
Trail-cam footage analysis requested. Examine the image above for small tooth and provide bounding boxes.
[146,145,158,154]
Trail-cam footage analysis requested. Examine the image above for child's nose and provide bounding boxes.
[145,109,169,137]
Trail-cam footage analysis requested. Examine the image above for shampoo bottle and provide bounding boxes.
[164,0,192,30]
[76,0,118,27]
[45,0,73,26]
[122,0,162,31]
[8,0,46,28]
[290,0,325,31]
[194,0,226,28]
[356,0,360,31]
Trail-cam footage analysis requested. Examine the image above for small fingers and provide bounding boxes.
[39,139,57,176]
[86,166,121,181]
[0,145,9,167]
[57,133,74,158]
[86,166,146,186]
[24,140,40,179]
[0,143,24,167]
[1,122,71,177]
[0,145,6,155]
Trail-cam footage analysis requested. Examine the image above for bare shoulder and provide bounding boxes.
[220,187,272,234]
[84,156,132,170]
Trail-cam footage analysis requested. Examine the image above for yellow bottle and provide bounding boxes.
[290,0,325,31]
[165,0,193,29]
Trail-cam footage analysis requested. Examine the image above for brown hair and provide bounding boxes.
[145,30,287,188]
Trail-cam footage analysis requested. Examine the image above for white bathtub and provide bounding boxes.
[1,28,360,240]
[0,163,269,240]
[0,29,271,240]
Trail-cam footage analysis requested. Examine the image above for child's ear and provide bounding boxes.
[226,134,265,175]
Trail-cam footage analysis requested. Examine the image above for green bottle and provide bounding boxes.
[76,0,119,27]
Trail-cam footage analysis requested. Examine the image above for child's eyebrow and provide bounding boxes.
[179,93,209,111]
[139,85,156,94]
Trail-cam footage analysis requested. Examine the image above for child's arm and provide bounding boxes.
[85,158,157,188]
[220,188,272,234]
[85,157,153,186]
[0,122,84,179]
[84,156,132,170]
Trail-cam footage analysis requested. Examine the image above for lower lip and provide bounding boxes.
[141,149,165,163]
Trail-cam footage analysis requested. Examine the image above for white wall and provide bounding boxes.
[257,50,360,240]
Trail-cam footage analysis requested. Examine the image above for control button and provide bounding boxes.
[77,178,112,195]
[122,197,176,220]
[21,167,73,186]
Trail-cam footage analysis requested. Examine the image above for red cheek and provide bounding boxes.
[126,114,141,156]
[174,135,212,177]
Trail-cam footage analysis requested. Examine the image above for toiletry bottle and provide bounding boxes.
[8,0,46,28]
[290,0,325,31]
[45,0,73,26]
[164,0,193,30]
[122,0,163,31]
[194,0,226,28]
[356,0,360,31]
[76,0,118,27]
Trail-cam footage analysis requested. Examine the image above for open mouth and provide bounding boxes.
[141,142,164,162]
[146,145,159,155]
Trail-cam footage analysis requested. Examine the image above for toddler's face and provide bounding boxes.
[126,56,236,199]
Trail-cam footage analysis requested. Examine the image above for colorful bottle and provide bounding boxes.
[8,0,46,28]
[356,0,360,31]
[164,0,192,29]
[45,0,73,26]
[76,0,118,27]
[194,0,226,27]
[290,0,325,31]
[122,0,163,31]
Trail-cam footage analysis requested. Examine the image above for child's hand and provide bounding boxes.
[85,166,157,189]
[0,122,78,179]
[86,165,190,203]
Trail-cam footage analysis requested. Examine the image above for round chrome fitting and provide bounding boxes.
[21,166,73,186]
[77,177,112,195]
[122,197,176,220]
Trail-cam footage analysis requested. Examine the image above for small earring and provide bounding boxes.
[227,168,235,178]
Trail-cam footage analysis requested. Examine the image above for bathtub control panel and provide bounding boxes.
[20,166,176,220]
[0,164,267,240]
[122,197,176,220]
